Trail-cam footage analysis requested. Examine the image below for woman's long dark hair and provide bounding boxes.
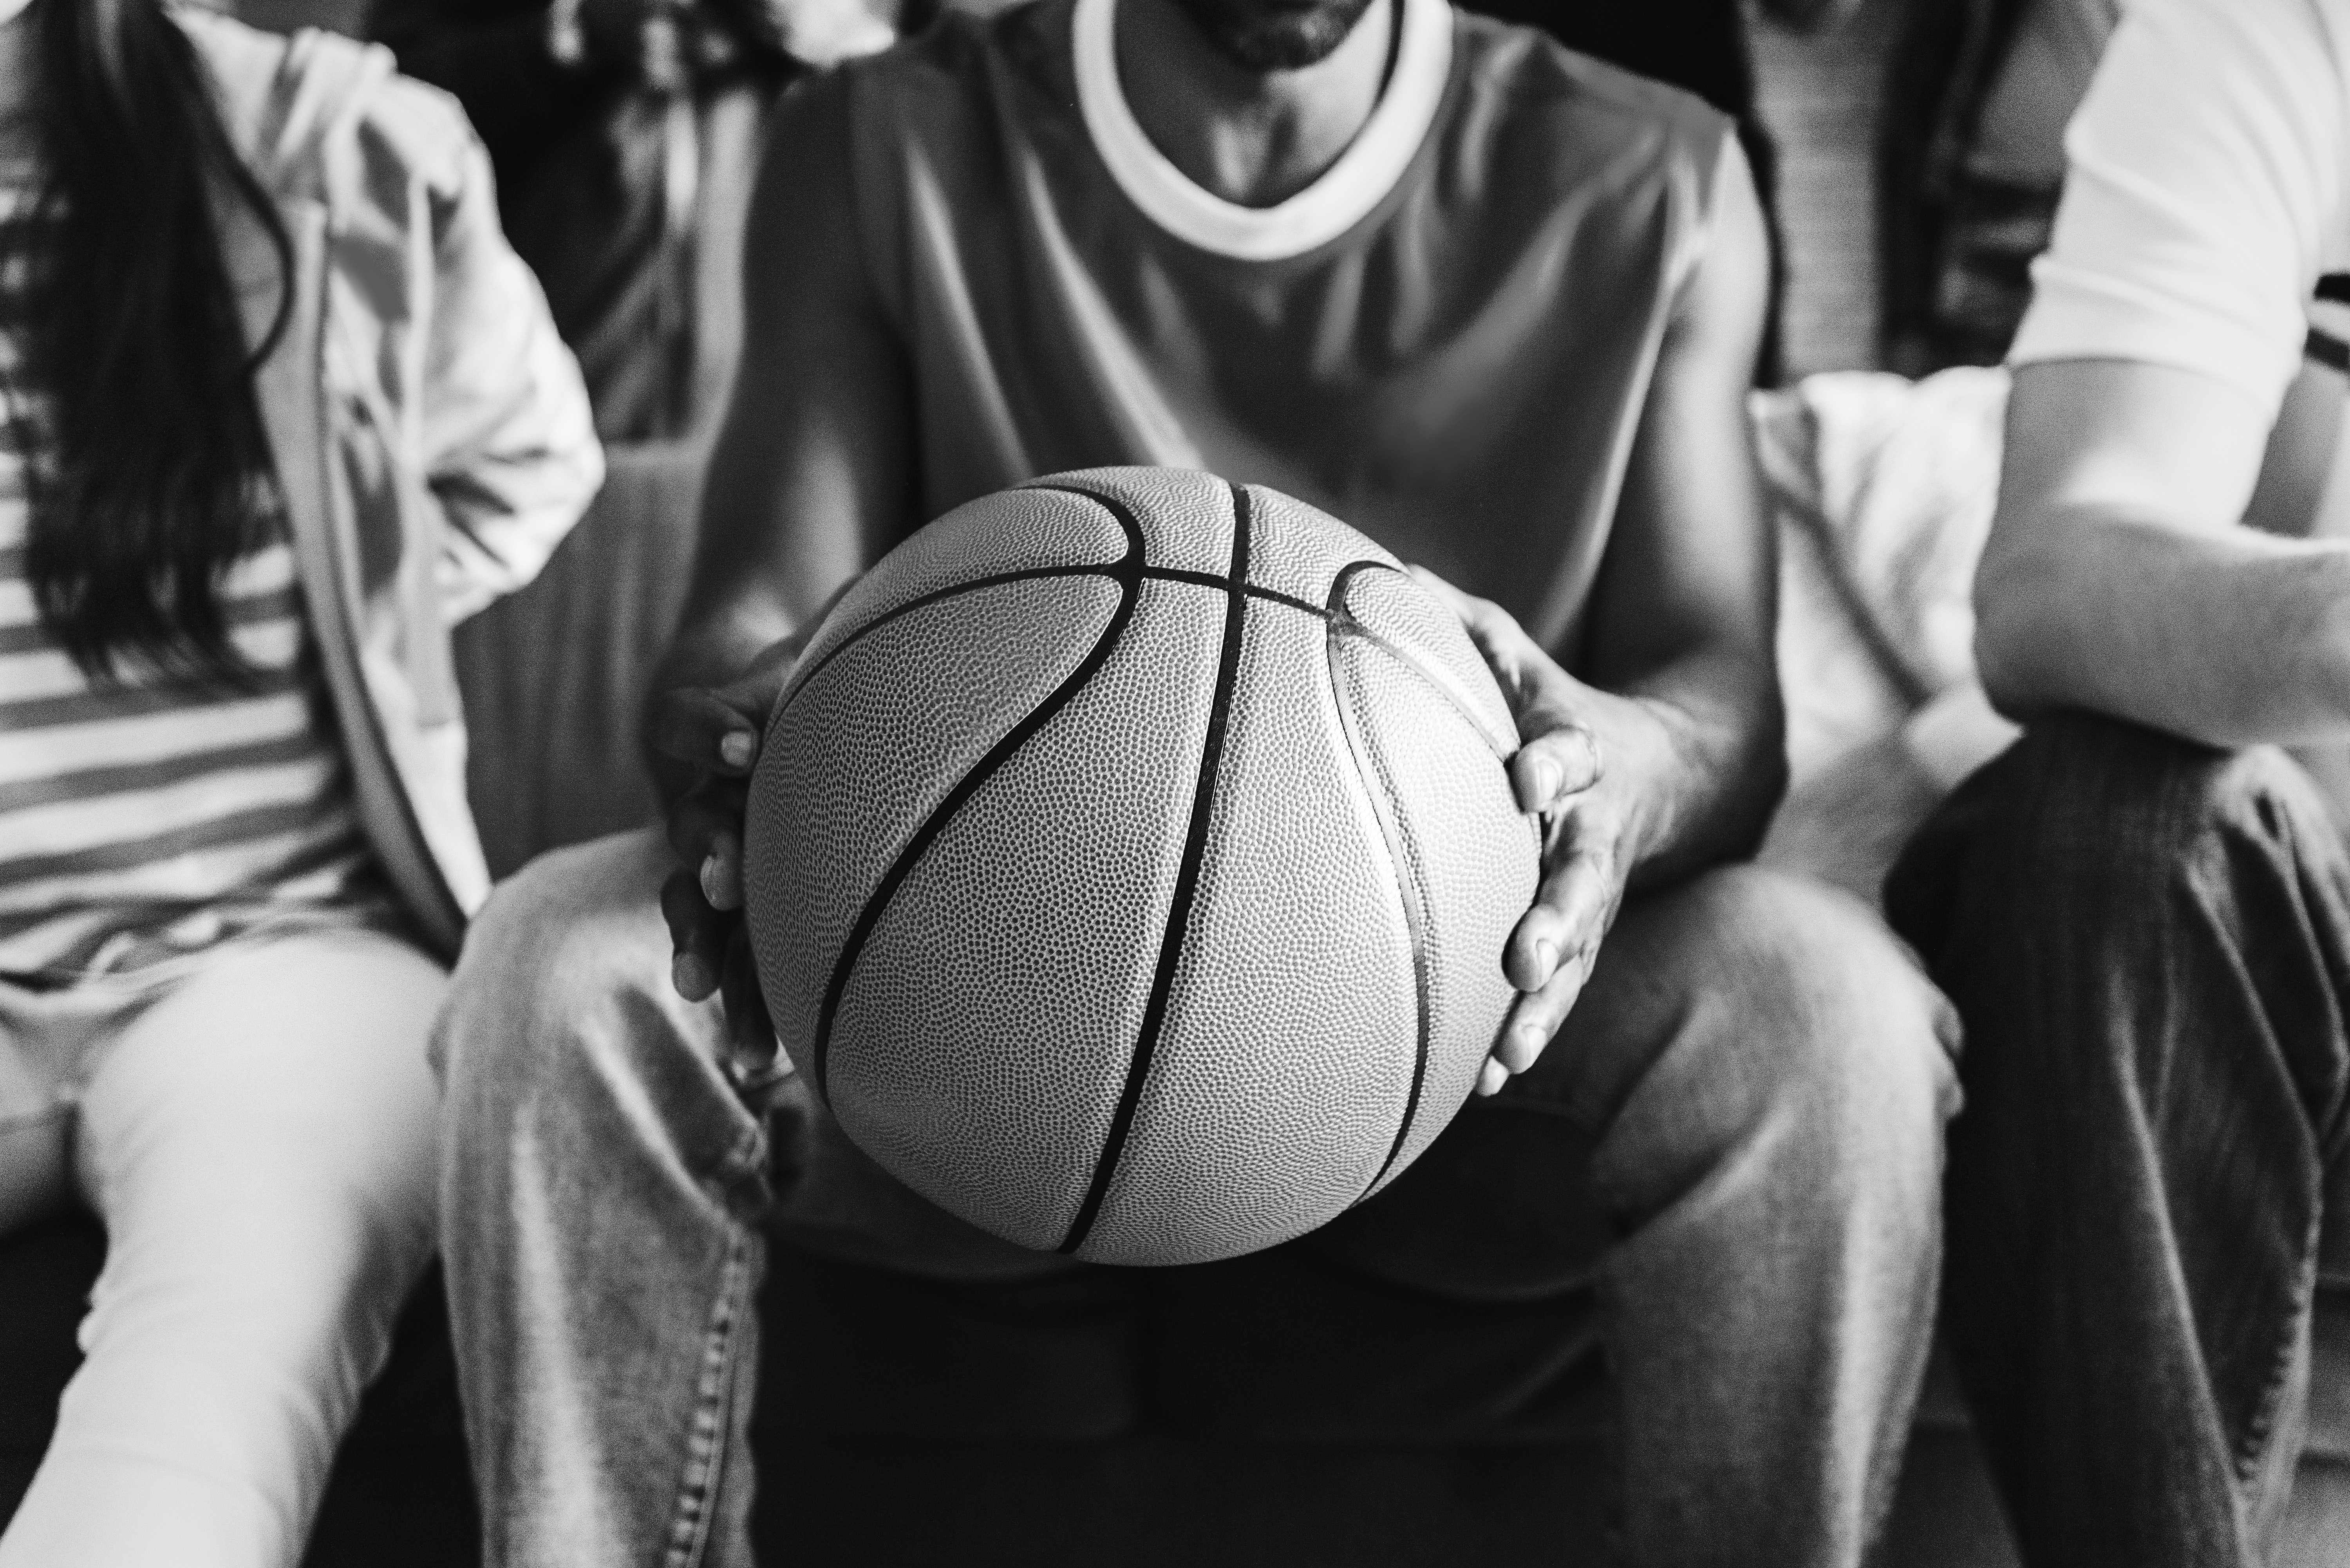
[10,0,293,681]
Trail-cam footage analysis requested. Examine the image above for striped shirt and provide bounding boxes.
[0,182,383,982]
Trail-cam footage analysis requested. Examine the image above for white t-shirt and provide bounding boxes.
[2010,0,2350,425]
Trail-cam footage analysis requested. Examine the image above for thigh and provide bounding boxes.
[439,827,774,1210]
[72,927,447,1313]
[1309,865,1958,1294]
[1516,865,1956,1161]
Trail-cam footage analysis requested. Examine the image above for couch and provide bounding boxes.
[3,384,2346,1566]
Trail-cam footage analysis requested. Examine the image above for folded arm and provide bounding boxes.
[1974,0,2350,744]
[1978,359,2350,746]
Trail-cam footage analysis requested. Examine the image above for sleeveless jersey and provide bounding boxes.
[828,0,1735,656]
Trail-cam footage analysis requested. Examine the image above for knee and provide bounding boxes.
[436,831,760,1216]
[1676,869,1960,1192]
[1981,714,2335,900]
[76,1185,428,1442]
[436,829,683,1142]
[1890,716,2350,981]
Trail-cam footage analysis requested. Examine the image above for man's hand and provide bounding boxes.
[1413,570,1657,1098]
[649,635,809,1069]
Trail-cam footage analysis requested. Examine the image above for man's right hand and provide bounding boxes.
[648,634,808,1068]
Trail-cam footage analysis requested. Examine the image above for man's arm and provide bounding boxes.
[1974,0,2350,744]
[1572,135,1783,883]
[646,75,917,1053]
[1976,359,2350,745]
[1443,134,1779,1092]
[649,74,915,712]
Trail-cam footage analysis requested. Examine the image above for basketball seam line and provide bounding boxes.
[778,562,1504,765]
[1320,572,1520,759]
[775,564,1116,721]
[1191,564,1513,762]
[1055,482,1253,1257]
[806,492,1147,1105]
[784,568,1309,718]
[1146,567,1323,621]
[1326,560,1437,1204]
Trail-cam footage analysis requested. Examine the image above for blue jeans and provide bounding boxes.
[435,829,1958,1568]
[1888,714,2350,1567]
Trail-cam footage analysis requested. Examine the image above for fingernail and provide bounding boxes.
[1529,756,1561,801]
[1514,1020,1547,1053]
[700,841,742,910]
[1478,1059,1509,1097]
[672,953,715,1001]
[719,730,756,770]
[1532,937,1559,979]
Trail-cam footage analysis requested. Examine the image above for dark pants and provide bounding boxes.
[1888,713,2350,1566]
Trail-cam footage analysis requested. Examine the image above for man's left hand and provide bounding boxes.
[1412,569,1652,1097]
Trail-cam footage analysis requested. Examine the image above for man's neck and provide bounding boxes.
[1115,0,1394,210]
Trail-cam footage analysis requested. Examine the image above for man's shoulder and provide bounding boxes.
[1446,11,1731,177]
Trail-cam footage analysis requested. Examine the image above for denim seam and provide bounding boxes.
[721,1115,768,1192]
[2231,785,2334,1491]
[660,1226,754,1568]
[2231,1201,2319,1489]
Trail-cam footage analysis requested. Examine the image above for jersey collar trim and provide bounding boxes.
[1073,0,1453,262]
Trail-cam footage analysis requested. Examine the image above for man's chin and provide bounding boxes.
[1170,0,1378,72]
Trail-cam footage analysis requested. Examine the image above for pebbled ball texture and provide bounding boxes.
[743,467,1539,1266]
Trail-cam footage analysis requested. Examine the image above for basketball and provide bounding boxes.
[742,467,1538,1266]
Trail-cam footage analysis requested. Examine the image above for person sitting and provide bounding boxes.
[1887,0,2350,1562]
[431,0,1960,1563]
[369,0,893,439]
[0,1,598,1563]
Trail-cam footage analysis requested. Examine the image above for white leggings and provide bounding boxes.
[0,927,443,1568]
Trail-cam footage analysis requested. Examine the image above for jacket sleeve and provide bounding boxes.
[353,74,607,623]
